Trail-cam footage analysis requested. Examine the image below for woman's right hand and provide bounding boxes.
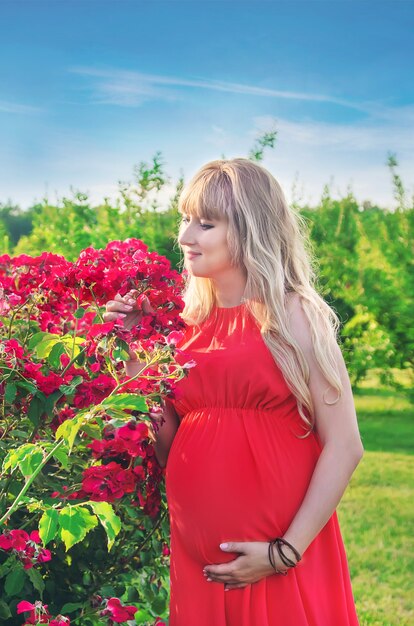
[103,290,156,363]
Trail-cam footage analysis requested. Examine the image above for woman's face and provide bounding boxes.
[178,212,233,278]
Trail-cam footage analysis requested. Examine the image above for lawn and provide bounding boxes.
[337,369,413,625]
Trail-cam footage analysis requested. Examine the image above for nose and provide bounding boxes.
[178,221,198,249]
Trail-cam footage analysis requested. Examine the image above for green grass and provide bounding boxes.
[337,370,413,625]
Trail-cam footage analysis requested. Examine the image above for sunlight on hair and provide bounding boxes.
[175,158,343,437]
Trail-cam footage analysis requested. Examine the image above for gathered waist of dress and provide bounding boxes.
[181,403,297,418]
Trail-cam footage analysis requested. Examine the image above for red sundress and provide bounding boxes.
[164,302,360,626]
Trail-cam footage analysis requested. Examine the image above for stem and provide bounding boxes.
[61,346,87,376]
[89,287,104,323]
[7,310,18,340]
[7,299,29,340]
[0,439,65,526]
[136,507,168,553]
[71,609,100,625]
[108,353,160,396]
[0,419,18,441]
[21,302,38,348]
[0,366,38,386]
[104,354,120,386]
[71,312,79,362]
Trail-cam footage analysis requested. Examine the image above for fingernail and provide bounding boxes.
[127,299,135,305]
[117,313,126,318]
[125,305,133,310]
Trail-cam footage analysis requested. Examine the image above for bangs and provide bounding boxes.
[178,168,234,222]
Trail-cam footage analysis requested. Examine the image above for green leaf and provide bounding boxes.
[44,390,64,418]
[134,608,153,622]
[35,337,61,359]
[26,566,45,596]
[0,599,12,620]
[74,349,86,367]
[115,338,131,353]
[50,445,69,469]
[8,429,29,439]
[60,335,86,359]
[152,595,167,615]
[112,345,130,362]
[87,501,122,551]
[60,602,85,614]
[99,584,116,597]
[102,393,148,412]
[81,422,102,439]
[19,448,44,477]
[61,334,85,347]
[28,331,57,350]
[55,413,86,453]
[4,383,17,404]
[28,395,45,427]
[4,568,25,597]
[59,375,84,396]
[39,508,60,546]
[47,342,66,369]
[16,379,37,395]
[0,559,12,580]
[58,505,98,551]
[3,443,44,477]
[74,306,86,319]
[113,337,131,362]
[25,499,47,512]
[104,408,129,422]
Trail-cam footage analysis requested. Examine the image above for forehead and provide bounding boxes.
[178,178,229,222]
[179,202,223,222]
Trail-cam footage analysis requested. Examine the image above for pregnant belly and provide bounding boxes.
[164,407,320,565]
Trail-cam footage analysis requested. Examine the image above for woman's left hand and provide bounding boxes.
[203,541,287,591]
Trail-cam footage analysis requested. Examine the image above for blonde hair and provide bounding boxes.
[175,158,343,438]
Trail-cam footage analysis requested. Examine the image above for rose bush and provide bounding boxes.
[0,239,193,625]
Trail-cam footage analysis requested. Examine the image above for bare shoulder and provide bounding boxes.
[284,292,364,453]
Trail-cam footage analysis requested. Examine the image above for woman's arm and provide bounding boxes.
[152,398,181,469]
[125,359,181,469]
[280,294,364,560]
[104,290,180,468]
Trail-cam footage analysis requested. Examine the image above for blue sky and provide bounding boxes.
[1,0,413,210]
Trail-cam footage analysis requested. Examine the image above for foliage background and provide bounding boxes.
[2,140,413,396]
[1,137,413,624]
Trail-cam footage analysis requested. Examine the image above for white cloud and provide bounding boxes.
[3,68,412,211]
[68,65,372,113]
[68,66,180,106]
[250,114,414,208]
[251,114,414,154]
[0,100,44,114]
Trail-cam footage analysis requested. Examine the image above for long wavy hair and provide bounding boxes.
[174,158,343,438]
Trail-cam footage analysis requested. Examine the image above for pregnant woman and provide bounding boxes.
[104,158,363,625]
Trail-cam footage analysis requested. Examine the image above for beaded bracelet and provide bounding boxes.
[268,537,302,575]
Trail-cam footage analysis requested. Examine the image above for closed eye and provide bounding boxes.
[180,216,213,230]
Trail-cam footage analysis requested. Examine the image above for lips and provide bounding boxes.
[186,252,201,258]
